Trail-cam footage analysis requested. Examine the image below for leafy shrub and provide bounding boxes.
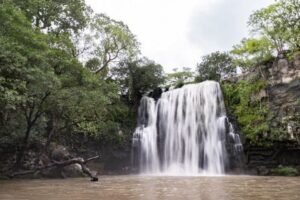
[271,166,299,176]
[222,80,269,144]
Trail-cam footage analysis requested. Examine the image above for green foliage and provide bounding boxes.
[224,0,300,146]
[248,0,300,53]
[80,13,140,74]
[271,166,299,176]
[0,2,58,115]
[112,58,165,106]
[231,37,274,68]
[0,0,143,168]
[195,51,236,82]
[167,70,193,88]
[222,80,269,143]
[0,3,61,162]
[231,0,300,70]
[11,0,89,33]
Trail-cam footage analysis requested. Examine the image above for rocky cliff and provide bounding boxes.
[245,53,299,141]
[229,52,300,173]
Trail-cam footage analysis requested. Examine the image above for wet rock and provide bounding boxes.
[45,145,86,178]
[149,87,163,101]
[62,164,84,178]
[50,145,71,161]
[257,166,270,176]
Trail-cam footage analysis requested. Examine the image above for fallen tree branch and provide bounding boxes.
[9,155,100,181]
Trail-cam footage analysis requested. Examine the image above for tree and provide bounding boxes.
[231,37,274,69]
[249,0,300,53]
[74,14,140,74]
[11,0,89,33]
[166,70,194,88]
[112,58,165,108]
[44,65,128,150]
[0,2,132,169]
[0,0,165,173]
[0,3,60,167]
[195,52,236,82]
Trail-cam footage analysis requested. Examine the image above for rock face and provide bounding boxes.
[267,54,300,141]
[268,80,300,139]
[270,53,300,85]
[268,54,300,139]
[236,52,300,173]
[244,144,300,175]
[238,53,300,142]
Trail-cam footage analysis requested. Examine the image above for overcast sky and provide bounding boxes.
[86,0,274,72]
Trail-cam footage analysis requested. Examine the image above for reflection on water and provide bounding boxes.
[0,175,300,200]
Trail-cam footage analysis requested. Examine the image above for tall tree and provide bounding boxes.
[11,0,89,33]
[0,2,60,167]
[0,0,165,172]
[112,58,165,108]
[249,0,300,53]
[195,52,236,82]
[231,37,274,69]
[74,14,140,74]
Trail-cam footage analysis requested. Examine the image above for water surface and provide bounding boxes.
[1,175,299,200]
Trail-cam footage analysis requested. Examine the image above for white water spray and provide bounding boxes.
[132,81,242,175]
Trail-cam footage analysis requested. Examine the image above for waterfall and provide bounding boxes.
[132,81,242,175]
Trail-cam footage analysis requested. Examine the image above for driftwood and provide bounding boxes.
[9,155,100,181]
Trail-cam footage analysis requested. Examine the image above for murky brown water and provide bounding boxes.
[0,175,300,200]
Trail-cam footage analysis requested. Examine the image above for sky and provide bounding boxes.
[86,0,275,72]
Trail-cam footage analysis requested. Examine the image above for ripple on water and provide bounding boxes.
[0,175,300,200]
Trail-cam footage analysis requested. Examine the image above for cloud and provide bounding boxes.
[86,0,274,72]
[188,0,275,55]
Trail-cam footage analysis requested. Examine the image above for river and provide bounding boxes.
[1,175,300,200]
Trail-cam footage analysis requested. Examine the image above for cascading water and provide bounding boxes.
[132,81,242,175]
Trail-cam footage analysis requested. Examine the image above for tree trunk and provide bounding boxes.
[44,115,56,154]
[14,124,33,169]
[9,156,100,181]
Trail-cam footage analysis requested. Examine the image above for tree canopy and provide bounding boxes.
[112,58,165,107]
[74,13,140,75]
[11,0,89,33]
[248,0,300,53]
[0,0,165,169]
[195,52,236,82]
[232,0,300,69]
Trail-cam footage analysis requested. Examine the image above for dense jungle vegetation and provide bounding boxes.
[0,0,165,171]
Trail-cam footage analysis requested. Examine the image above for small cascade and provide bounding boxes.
[132,81,242,175]
[132,98,160,173]
[228,122,243,153]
